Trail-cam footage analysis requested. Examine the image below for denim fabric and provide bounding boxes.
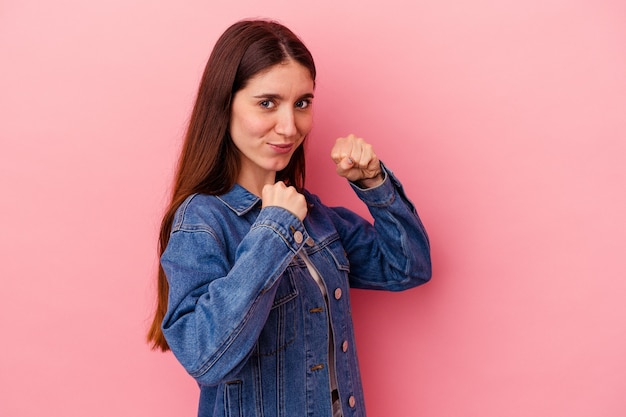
[161,166,431,417]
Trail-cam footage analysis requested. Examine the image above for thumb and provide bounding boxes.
[339,156,354,171]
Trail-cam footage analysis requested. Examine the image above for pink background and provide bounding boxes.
[1,0,625,416]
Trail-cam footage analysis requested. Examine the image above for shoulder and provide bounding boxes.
[171,193,230,233]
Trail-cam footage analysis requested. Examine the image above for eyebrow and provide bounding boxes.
[252,93,315,100]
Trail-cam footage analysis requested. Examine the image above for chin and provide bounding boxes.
[268,158,294,172]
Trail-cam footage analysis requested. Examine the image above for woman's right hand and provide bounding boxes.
[261,181,308,221]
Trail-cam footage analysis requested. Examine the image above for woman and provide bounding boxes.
[147,19,431,417]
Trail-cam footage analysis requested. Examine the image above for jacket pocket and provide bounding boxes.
[253,272,298,356]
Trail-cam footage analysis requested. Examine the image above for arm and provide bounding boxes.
[161,204,307,386]
[329,134,431,290]
[335,164,431,290]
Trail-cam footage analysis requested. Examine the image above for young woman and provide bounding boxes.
[147,19,431,417]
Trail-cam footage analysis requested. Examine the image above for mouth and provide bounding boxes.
[268,143,295,154]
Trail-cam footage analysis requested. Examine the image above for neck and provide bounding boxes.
[237,170,276,197]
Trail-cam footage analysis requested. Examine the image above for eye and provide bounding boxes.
[259,100,275,109]
[295,99,311,109]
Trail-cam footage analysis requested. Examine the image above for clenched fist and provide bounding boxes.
[331,134,383,187]
[261,181,308,221]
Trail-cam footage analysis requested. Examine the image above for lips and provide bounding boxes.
[268,143,294,154]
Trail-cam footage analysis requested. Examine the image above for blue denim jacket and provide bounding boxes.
[161,166,431,417]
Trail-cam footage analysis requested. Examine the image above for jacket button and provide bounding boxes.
[334,288,342,300]
[342,340,348,352]
[293,230,303,244]
[305,237,315,246]
[349,395,356,408]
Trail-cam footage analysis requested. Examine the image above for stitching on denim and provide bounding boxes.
[217,194,260,216]
[170,227,224,254]
[252,349,264,417]
[190,245,296,379]
[173,193,199,230]
[253,224,300,256]
[276,301,286,417]
[361,190,396,208]
[224,380,243,417]
[324,242,351,272]
[271,273,299,307]
[253,271,299,357]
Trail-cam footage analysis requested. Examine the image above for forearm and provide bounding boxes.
[346,165,431,290]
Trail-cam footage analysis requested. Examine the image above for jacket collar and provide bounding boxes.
[216,184,261,216]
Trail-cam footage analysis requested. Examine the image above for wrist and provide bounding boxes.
[355,171,384,189]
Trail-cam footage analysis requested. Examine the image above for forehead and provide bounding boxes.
[243,60,314,93]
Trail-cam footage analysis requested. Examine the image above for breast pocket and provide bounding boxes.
[253,271,299,356]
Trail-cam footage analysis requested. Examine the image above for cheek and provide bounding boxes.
[297,114,314,135]
[231,113,273,138]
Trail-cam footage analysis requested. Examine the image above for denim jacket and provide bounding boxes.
[161,166,431,417]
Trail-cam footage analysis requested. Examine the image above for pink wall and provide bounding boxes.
[1,1,625,416]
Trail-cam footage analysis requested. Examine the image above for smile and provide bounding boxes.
[268,143,295,154]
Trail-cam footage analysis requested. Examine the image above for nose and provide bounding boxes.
[274,108,297,138]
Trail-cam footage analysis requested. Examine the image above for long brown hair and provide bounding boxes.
[147,19,316,351]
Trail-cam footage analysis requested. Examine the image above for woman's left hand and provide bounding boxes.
[331,134,383,188]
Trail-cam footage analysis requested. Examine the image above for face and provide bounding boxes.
[229,60,314,188]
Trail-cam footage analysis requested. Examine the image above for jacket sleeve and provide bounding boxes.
[328,164,432,291]
[160,206,307,386]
